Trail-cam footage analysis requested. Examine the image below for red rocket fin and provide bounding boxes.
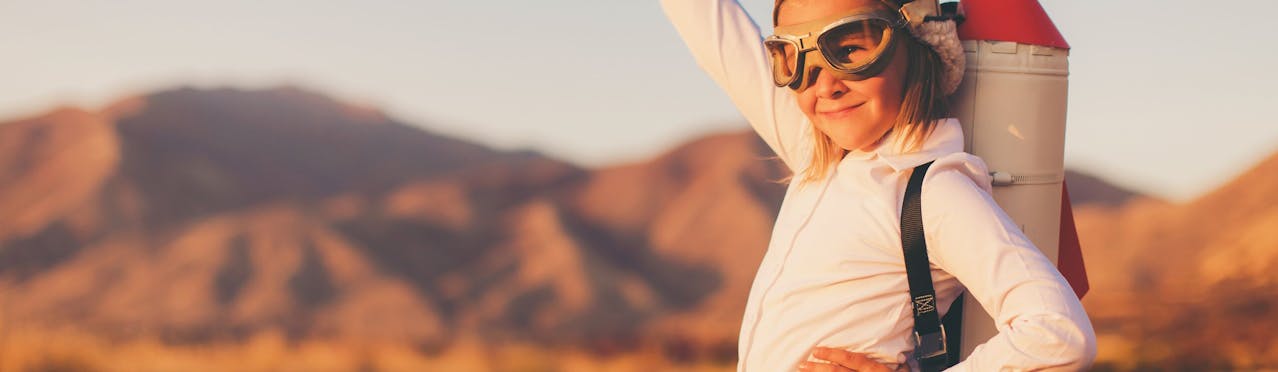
[1057,181,1089,298]
[956,0,1070,49]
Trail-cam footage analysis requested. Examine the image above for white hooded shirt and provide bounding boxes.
[659,0,1097,371]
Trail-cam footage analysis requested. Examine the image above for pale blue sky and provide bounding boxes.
[2,0,1275,202]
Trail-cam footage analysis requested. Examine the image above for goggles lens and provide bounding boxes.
[818,19,892,71]
[764,40,800,87]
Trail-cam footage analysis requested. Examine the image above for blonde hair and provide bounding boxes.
[773,0,951,186]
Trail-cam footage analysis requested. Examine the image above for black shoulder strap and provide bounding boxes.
[900,160,962,371]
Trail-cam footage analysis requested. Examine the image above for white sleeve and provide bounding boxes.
[920,157,1098,371]
[659,0,812,172]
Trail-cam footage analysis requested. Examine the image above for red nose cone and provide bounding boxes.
[956,0,1070,49]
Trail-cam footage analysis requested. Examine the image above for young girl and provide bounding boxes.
[660,0,1096,370]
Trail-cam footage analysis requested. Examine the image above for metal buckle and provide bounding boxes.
[912,324,947,360]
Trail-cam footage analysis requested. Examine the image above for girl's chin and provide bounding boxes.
[832,131,896,153]
[830,137,872,152]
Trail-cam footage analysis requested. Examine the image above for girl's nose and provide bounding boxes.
[808,66,846,99]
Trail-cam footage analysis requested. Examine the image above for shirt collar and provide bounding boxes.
[842,118,964,173]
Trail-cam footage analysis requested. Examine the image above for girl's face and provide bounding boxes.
[777,0,908,152]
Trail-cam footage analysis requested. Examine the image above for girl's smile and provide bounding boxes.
[818,101,865,120]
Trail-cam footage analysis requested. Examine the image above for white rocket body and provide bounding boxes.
[949,34,1071,357]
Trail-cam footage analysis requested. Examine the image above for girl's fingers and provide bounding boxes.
[808,347,892,372]
[798,361,854,372]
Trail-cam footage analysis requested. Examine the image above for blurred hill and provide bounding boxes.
[0,86,1274,371]
[0,86,782,370]
[1076,150,1278,369]
[1063,170,1145,208]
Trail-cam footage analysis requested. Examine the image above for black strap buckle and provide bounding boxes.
[912,324,948,360]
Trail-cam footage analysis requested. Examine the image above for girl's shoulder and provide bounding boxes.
[919,151,995,205]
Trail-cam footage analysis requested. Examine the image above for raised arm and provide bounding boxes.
[659,0,811,172]
[921,156,1098,371]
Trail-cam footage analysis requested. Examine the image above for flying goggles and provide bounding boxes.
[765,0,952,92]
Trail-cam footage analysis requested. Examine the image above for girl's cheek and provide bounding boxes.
[795,91,818,116]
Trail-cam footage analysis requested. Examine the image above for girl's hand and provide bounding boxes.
[797,347,905,372]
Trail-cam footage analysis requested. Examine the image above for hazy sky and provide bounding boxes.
[2,0,1275,202]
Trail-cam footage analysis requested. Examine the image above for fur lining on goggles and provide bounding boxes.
[908,18,964,95]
